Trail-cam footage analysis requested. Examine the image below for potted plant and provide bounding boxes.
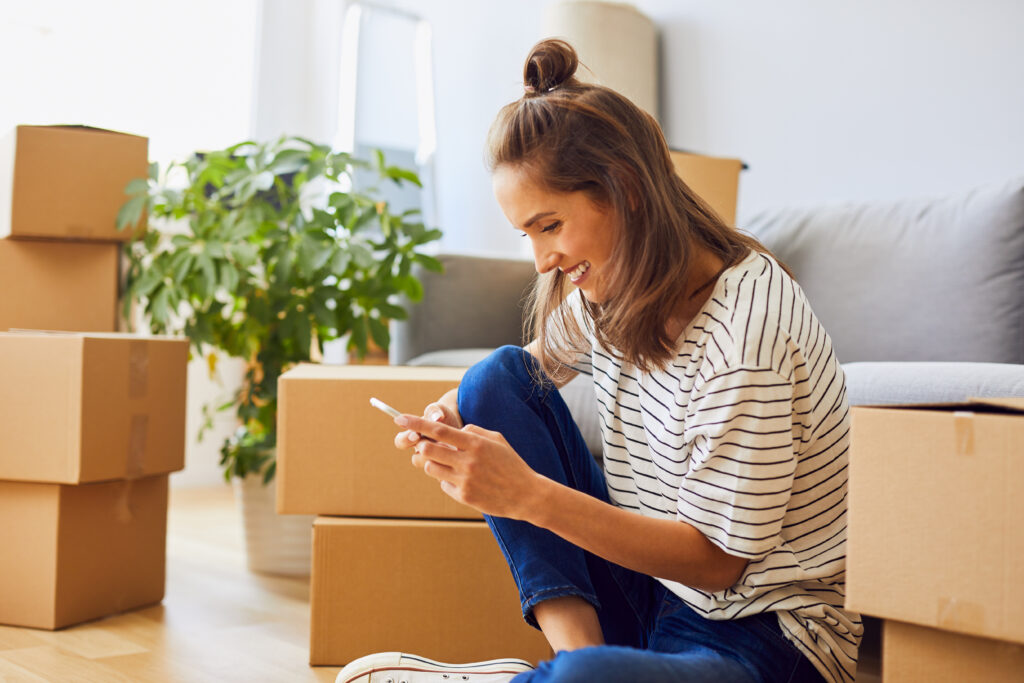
[117,135,442,572]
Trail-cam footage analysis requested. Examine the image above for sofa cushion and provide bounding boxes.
[408,348,603,457]
[843,361,1024,406]
[746,178,1024,364]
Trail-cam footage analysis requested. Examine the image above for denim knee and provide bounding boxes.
[459,345,547,424]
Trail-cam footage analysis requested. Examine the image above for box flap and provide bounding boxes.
[969,397,1024,413]
[18,123,147,140]
[854,398,1024,415]
[281,362,466,382]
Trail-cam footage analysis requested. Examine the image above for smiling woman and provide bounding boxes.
[339,38,859,683]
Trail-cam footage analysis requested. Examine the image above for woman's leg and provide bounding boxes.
[457,346,661,651]
[514,597,824,683]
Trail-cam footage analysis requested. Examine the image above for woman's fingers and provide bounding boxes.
[393,429,420,450]
[395,414,473,450]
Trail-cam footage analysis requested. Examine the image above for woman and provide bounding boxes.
[338,39,861,683]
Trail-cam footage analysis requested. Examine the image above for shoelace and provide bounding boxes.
[382,676,472,683]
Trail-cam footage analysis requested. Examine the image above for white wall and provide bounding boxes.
[362,0,1023,253]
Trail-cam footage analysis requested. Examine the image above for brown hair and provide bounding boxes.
[487,39,785,376]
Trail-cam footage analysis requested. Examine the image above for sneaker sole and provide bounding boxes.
[336,651,534,683]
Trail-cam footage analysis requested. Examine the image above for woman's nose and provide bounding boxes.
[532,241,560,275]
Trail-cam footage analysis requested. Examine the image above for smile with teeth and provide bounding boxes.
[565,260,591,283]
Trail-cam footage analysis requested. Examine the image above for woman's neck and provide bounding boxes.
[666,247,727,340]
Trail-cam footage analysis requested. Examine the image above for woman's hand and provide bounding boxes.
[396,413,547,521]
[393,388,463,450]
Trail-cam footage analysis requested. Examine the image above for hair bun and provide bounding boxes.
[524,38,579,94]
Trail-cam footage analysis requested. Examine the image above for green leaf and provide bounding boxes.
[329,249,352,275]
[349,242,375,270]
[397,274,424,301]
[229,242,259,268]
[150,286,171,328]
[124,178,149,195]
[219,260,240,293]
[377,302,408,320]
[133,267,163,298]
[385,166,422,187]
[413,253,444,273]
[197,253,218,299]
[116,195,147,231]
[294,310,312,356]
[172,253,195,285]
[350,314,368,358]
[368,316,390,350]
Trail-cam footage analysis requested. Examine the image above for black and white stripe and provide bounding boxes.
[565,250,862,683]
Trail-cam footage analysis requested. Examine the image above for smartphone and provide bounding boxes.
[369,397,437,442]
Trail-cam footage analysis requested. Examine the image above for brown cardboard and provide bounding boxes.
[0,239,119,332]
[0,125,148,241]
[846,401,1024,644]
[669,150,744,226]
[883,620,1024,682]
[0,332,188,483]
[310,517,551,666]
[0,474,168,630]
[277,364,479,518]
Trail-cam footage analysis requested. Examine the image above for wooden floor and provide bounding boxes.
[0,486,340,682]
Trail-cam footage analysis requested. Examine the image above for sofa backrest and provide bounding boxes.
[390,254,536,365]
[745,178,1024,364]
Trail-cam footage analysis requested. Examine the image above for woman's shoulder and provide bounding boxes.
[687,250,803,370]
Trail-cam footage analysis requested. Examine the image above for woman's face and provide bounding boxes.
[493,165,619,304]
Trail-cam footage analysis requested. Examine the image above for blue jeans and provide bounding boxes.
[457,346,825,683]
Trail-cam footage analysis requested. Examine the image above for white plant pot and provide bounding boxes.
[233,473,315,576]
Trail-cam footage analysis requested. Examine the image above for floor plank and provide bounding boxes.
[0,485,339,682]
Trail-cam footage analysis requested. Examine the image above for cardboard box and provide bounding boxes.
[0,474,168,630]
[0,125,148,241]
[0,332,188,483]
[0,239,119,332]
[883,620,1024,682]
[846,399,1024,644]
[310,517,551,666]
[669,149,744,226]
[277,364,479,518]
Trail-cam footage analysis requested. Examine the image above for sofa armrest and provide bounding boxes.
[390,253,536,365]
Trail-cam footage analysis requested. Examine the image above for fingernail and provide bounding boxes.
[395,415,411,427]
[428,411,443,422]
[407,431,419,443]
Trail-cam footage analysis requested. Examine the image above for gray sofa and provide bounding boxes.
[392,176,1024,429]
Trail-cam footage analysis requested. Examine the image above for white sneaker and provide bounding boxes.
[336,652,534,683]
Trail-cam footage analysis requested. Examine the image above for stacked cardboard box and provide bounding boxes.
[0,125,147,331]
[277,364,551,666]
[846,399,1024,681]
[0,125,189,630]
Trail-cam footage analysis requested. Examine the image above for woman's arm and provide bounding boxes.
[395,341,575,449]
[397,414,748,593]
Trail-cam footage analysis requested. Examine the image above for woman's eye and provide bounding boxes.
[540,221,561,233]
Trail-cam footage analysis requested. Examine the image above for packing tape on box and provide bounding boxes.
[937,596,985,632]
[953,411,974,455]
[127,414,148,477]
[114,479,135,523]
[129,340,148,398]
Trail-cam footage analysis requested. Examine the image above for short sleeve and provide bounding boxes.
[677,365,797,560]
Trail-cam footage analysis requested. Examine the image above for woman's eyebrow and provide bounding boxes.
[522,211,557,229]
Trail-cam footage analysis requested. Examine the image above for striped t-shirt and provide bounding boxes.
[564,249,862,683]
